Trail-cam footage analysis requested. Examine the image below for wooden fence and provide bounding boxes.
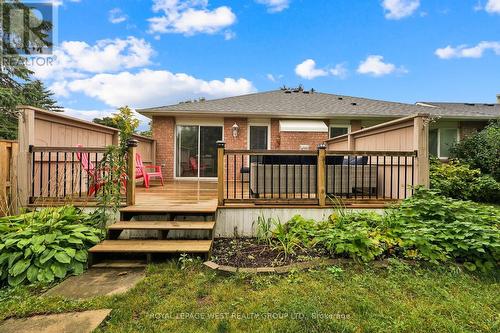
[15,106,156,208]
[0,140,19,216]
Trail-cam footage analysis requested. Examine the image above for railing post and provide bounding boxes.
[413,115,429,188]
[126,139,138,206]
[217,141,226,206]
[317,144,327,206]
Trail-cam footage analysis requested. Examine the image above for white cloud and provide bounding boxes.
[63,108,151,131]
[295,59,328,80]
[109,8,127,24]
[486,0,500,13]
[266,73,284,82]
[148,0,236,36]
[382,0,420,19]
[435,41,500,59]
[295,59,349,80]
[66,69,256,108]
[31,37,154,80]
[357,55,406,77]
[330,63,348,79]
[223,30,236,40]
[256,0,290,13]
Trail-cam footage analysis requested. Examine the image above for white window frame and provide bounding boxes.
[247,120,271,150]
[430,128,460,159]
[329,124,351,139]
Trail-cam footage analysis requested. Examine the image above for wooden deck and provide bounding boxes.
[125,181,218,213]
[129,180,394,209]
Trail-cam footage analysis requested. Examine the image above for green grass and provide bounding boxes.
[0,260,499,333]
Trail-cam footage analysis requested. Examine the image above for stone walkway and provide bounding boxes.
[45,268,145,299]
[0,309,111,333]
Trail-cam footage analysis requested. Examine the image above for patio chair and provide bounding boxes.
[136,153,164,188]
[188,156,206,176]
[75,144,105,196]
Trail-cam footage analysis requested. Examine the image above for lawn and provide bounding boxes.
[1,260,498,333]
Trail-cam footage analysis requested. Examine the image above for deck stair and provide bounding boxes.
[89,203,217,264]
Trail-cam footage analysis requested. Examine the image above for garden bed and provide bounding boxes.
[211,238,328,268]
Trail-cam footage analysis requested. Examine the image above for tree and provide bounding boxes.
[0,80,62,139]
[20,80,62,112]
[92,116,118,129]
[0,1,55,139]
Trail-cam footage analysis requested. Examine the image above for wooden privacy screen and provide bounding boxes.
[16,106,156,207]
[0,140,19,216]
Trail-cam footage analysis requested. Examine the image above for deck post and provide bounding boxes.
[126,139,138,206]
[17,107,35,207]
[317,144,327,206]
[413,115,430,188]
[217,141,226,206]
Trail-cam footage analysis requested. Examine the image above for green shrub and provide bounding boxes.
[391,189,500,271]
[451,120,500,181]
[315,212,391,262]
[0,206,104,286]
[257,190,500,271]
[430,158,500,203]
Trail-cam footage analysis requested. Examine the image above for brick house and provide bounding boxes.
[138,89,499,181]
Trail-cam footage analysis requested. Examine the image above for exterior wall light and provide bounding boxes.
[232,122,239,138]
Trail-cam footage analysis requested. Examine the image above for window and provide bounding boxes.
[429,128,459,158]
[329,125,349,138]
[249,125,269,150]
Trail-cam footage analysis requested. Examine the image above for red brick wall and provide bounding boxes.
[459,121,488,140]
[278,132,329,150]
[270,119,280,149]
[152,116,175,180]
[223,118,248,183]
[223,118,248,149]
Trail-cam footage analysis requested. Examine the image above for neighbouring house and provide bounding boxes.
[415,99,500,159]
[138,88,499,181]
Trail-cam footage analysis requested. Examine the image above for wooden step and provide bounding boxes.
[108,221,215,231]
[120,201,218,214]
[89,240,213,254]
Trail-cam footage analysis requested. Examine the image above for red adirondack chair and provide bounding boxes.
[136,153,164,188]
[75,144,105,196]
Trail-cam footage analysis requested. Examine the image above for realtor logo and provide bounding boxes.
[0,0,56,56]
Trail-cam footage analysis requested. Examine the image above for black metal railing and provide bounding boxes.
[223,150,318,203]
[29,146,124,203]
[325,151,416,201]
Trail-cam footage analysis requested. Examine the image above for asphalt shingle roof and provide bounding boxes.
[137,90,500,119]
[416,102,500,118]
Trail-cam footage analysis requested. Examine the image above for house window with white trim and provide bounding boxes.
[329,125,350,138]
[429,128,459,158]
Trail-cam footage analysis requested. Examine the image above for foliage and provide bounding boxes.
[450,120,500,181]
[93,116,118,129]
[430,158,500,203]
[256,189,500,270]
[20,80,62,112]
[316,212,393,262]
[0,1,54,139]
[0,206,103,286]
[0,79,63,139]
[390,189,500,272]
[95,106,140,224]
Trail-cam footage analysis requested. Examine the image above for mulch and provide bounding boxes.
[211,238,328,268]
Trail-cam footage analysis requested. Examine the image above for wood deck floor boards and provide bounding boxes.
[89,240,213,253]
[108,221,215,231]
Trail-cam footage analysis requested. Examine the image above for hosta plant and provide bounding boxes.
[0,206,104,286]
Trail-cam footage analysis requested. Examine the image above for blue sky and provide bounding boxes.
[33,0,500,126]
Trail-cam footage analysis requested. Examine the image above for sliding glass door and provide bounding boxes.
[176,125,223,178]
